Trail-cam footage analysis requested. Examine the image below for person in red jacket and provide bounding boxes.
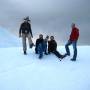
[65,23,79,61]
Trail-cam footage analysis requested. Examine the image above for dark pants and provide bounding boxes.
[43,43,48,54]
[65,40,77,60]
[38,44,43,58]
[22,33,33,52]
[53,51,63,59]
[35,43,47,58]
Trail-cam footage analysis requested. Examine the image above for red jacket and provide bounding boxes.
[69,27,79,41]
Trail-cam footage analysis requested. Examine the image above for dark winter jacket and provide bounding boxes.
[19,21,33,37]
[48,40,57,53]
[69,27,79,41]
[35,38,44,53]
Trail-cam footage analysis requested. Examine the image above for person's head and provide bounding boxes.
[39,34,43,39]
[24,16,31,22]
[71,23,75,28]
[45,35,49,40]
[50,36,54,40]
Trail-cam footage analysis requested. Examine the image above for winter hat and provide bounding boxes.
[24,16,31,21]
[46,35,49,39]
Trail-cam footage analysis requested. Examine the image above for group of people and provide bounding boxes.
[35,34,66,60]
[19,17,79,61]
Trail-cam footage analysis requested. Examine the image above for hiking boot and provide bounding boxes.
[67,53,70,56]
[65,53,70,56]
[24,51,27,55]
[61,54,67,59]
[44,52,48,55]
[30,43,34,48]
[39,55,43,59]
[59,58,62,61]
[71,58,76,61]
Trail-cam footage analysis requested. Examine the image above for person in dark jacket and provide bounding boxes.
[43,35,49,55]
[19,16,34,55]
[48,36,66,60]
[35,34,45,59]
[65,23,79,61]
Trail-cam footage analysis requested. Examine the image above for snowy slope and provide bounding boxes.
[0,46,90,90]
[0,27,21,48]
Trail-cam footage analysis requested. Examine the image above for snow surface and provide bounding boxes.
[0,26,90,90]
[0,27,21,48]
[0,46,90,90]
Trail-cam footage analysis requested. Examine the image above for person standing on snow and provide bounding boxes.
[65,23,79,61]
[19,16,34,55]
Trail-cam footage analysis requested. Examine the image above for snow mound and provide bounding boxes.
[0,27,20,48]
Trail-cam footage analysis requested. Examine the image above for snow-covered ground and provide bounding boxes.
[0,46,90,90]
[0,27,20,48]
[0,27,90,90]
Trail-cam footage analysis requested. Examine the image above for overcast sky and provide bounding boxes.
[0,0,90,45]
